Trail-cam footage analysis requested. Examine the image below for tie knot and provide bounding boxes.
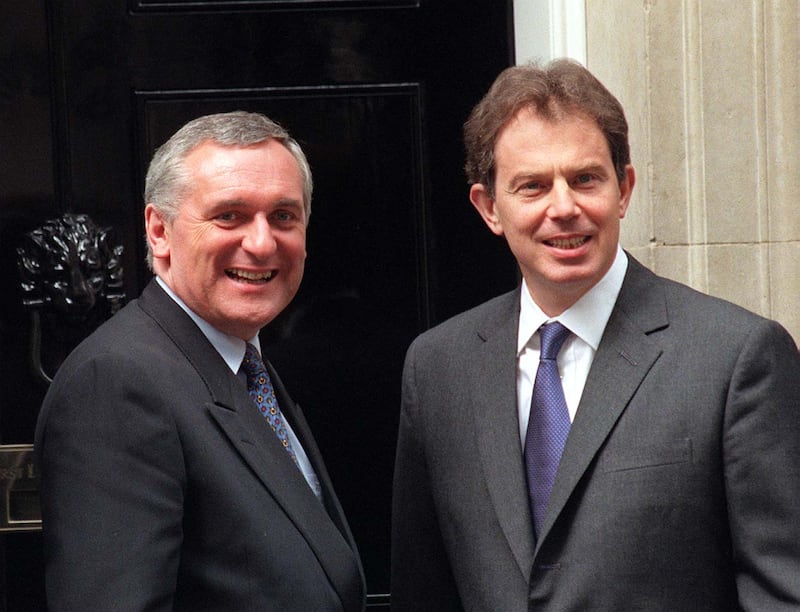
[242,342,266,381]
[539,322,571,361]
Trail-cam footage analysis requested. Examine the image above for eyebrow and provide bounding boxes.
[272,197,304,209]
[210,196,304,211]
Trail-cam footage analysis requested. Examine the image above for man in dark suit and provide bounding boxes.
[35,111,366,611]
[391,60,800,611]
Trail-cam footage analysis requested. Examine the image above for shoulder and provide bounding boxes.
[410,288,519,351]
[35,298,183,449]
[58,298,162,364]
[43,293,196,408]
[623,256,770,324]
[622,256,797,353]
[660,275,761,323]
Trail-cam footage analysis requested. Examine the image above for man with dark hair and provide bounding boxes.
[391,60,800,611]
[36,111,366,611]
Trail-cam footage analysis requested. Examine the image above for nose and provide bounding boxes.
[547,181,579,219]
[241,216,277,257]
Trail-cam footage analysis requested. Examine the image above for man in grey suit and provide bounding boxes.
[36,111,365,610]
[391,60,800,611]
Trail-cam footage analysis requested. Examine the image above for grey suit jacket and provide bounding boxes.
[36,279,365,611]
[391,255,800,611]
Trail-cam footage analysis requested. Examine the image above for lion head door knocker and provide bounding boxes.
[16,213,126,385]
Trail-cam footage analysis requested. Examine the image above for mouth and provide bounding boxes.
[225,269,275,283]
[544,236,589,249]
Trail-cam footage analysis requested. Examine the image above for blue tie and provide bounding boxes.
[242,343,298,464]
[525,321,572,539]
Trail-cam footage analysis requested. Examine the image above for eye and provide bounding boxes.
[271,209,303,226]
[512,180,546,196]
[573,170,608,188]
[213,210,245,227]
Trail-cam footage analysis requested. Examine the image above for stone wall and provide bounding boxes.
[585,0,800,340]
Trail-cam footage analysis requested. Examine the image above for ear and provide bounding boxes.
[470,183,504,236]
[617,165,636,219]
[144,204,171,262]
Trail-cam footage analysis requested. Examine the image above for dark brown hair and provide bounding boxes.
[464,59,630,195]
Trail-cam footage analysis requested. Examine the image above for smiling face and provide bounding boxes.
[470,108,635,316]
[145,139,307,340]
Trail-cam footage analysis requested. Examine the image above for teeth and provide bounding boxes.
[227,269,274,281]
[547,236,587,249]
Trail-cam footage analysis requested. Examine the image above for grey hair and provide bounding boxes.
[144,110,312,269]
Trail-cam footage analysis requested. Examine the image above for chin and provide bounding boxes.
[539,268,602,295]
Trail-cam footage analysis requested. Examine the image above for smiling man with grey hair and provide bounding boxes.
[36,111,365,611]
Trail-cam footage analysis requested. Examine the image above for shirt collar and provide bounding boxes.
[517,246,628,354]
[155,276,260,374]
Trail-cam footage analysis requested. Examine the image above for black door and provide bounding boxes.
[0,1,517,608]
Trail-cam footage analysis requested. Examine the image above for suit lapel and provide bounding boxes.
[266,359,361,555]
[536,257,668,547]
[206,393,363,607]
[471,290,537,580]
[138,280,362,608]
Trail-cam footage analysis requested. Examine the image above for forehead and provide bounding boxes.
[181,140,305,202]
[497,107,605,147]
[494,108,611,167]
[172,141,305,224]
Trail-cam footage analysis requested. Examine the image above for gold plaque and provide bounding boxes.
[0,445,41,532]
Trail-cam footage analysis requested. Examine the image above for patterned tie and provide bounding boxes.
[525,321,572,539]
[241,343,297,464]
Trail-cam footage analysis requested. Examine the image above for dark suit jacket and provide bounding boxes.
[35,280,365,611]
[391,255,800,611]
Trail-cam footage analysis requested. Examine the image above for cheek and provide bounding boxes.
[605,209,624,231]
[282,234,307,263]
[290,254,306,285]
[504,209,544,237]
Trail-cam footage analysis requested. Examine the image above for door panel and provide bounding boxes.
[0,1,516,608]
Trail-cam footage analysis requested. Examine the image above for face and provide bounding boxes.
[470,108,635,316]
[145,139,307,340]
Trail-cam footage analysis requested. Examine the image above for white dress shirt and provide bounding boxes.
[516,246,628,446]
[155,277,322,499]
